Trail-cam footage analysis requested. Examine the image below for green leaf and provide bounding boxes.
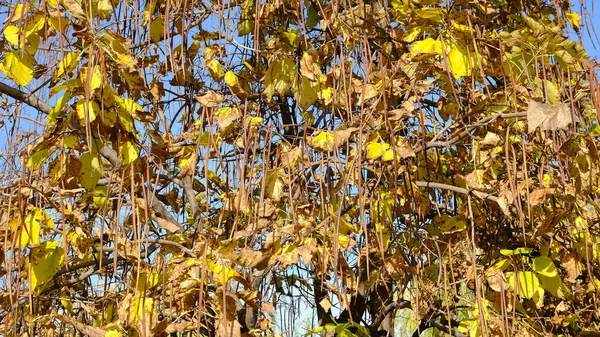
[29,240,65,292]
[80,152,102,190]
[531,256,558,277]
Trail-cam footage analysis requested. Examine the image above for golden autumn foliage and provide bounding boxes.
[0,0,599,336]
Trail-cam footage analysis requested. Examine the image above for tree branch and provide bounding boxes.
[415,181,498,203]
[0,82,52,114]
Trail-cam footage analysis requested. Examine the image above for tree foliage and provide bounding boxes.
[0,0,599,336]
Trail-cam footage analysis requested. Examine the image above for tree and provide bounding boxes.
[0,0,599,336]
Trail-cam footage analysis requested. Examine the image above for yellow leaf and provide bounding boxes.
[486,258,511,273]
[104,331,122,337]
[81,65,103,92]
[320,87,333,105]
[366,142,390,159]
[206,59,224,80]
[500,247,533,256]
[53,52,80,82]
[264,58,297,99]
[89,185,107,209]
[149,16,164,42]
[309,131,335,152]
[441,216,467,233]
[565,11,581,29]
[208,261,239,285]
[130,297,155,324]
[402,26,422,43]
[136,272,161,292]
[448,46,474,79]
[26,149,51,170]
[415,8,443,22]
[4,25,20,46]
[25,15,45,37]
[119,140,139,165]
[297,76,319,109]
[177,146,197,175]
[214,106,241,132]
[507,271,540,299]
[453,22,471,32]
[282,28,300,48]
[531,256,558,277]
[29,240,65,292]
[410,38,442,56]
[80,152,102,190]
[96,0,113,19]
[75,100,99,124]
[9,3,29,22]
[224,71,247,97]
[24,34,40,55]
[224,71,240,87]
[2,51,34,86]
[9,207,54,248]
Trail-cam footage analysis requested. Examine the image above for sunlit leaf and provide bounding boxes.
[79,152,102,190]
[1,51,35,86]
[29,240,65,292]
[309,131,336,152]
[206,59,224,80]
[264,58,297,99]
[119,140,139,165]
[507,271,541,299]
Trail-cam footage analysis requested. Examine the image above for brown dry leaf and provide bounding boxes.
[195,91,224,107]
[300,51,319,81]
[561,253,582,283]
[528,188,556,206]
[215,319,242,337]
[526,100,572,133]
[154,217,181,233]
[54,314,106,337]
[232,248,265,268]
[332,127,359,147]
[63,0,87,20]
[482,132,501,147]
[486,269,507,292]
[319,297,332,312]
